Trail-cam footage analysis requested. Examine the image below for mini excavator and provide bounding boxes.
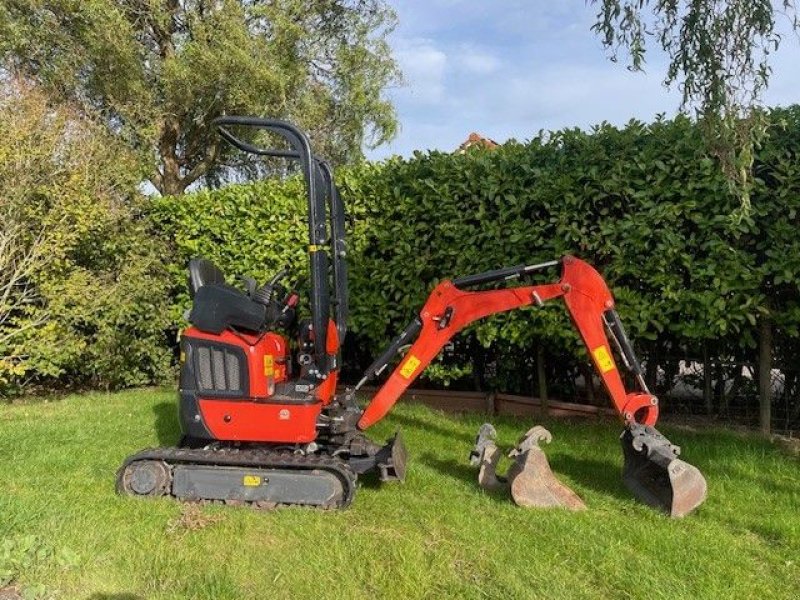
[117,117,707,517]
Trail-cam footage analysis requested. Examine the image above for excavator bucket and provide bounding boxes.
[470,424,586,510]
[621,424,707,518]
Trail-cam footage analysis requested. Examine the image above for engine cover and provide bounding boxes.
[178,327,322,444]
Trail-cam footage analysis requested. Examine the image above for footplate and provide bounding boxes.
[621,424,707,518]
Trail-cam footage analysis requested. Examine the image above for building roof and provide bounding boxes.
[457,132,499,152]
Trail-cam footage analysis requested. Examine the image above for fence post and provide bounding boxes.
[536,344,548,416]
[581,363,596,405]
[703,342,713,415]
[485,391,496,415]
[759,318,773,435]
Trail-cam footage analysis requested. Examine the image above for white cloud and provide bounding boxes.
[501,62,681,128]
[455,45,501,74]
[393,38,448,105]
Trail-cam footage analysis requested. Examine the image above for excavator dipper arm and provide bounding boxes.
[357,256,656,430]
[355,256,707,517]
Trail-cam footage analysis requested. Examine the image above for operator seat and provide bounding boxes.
[188,258,226,298]
[187,258,267,334]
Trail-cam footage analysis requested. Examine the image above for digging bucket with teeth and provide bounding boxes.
[621,423,707,518]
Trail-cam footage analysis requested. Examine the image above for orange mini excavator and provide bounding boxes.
[117,117,707,516]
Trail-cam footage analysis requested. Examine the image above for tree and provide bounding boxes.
[0,205,47,386]
[0,1,399,195]
[591,1,799,210]
[0,79,172,392]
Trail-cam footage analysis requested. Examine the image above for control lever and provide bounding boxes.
[253,266,289,305]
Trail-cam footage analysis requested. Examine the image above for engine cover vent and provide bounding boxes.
[181,338,248,398]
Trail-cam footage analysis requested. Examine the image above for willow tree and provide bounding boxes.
[591,1,800,434]
[0,1,399,195]
[591,0,799,211]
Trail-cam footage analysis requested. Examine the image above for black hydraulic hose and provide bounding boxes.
[355,318,423,390]
[307,161,330,373]
[603,309,643,376]
[453,260,560,288]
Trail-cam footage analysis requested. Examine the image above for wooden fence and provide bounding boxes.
[351,386,617,420]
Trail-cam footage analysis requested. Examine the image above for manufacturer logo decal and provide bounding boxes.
[278,408,290,420]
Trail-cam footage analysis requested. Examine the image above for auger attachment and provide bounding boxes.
[621,423,707,517]
[469,424,586,510]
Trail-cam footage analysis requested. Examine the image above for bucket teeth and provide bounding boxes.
[621,423,707,518]
[470,423,586,511]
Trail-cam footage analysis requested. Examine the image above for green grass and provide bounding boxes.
[0,389,798,600]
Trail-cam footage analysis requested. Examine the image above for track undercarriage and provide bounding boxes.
[117,431,407,510]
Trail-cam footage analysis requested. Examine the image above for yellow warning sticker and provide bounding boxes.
[592,346,615,373]
[263,355,274,377]
[242,475,262,487]
[179,351,186,364]
[399,355,421,379]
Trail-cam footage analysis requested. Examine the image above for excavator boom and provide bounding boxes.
[355,256,707,517]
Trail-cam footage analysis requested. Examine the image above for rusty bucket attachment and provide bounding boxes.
[621,423,707,518]
[470,424,586,510]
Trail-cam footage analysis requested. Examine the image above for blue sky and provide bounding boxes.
[367,1,800,159]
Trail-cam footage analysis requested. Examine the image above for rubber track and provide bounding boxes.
[117,446,357,509]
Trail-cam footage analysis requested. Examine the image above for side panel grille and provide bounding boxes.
[184,338,248,398]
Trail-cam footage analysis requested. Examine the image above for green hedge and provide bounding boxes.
[151,107,800,409]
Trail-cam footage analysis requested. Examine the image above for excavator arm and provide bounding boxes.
[353,256,707,517]
[357,256,656,429]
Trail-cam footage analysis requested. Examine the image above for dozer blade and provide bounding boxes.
[621,424,707,518]
[377,431,408,482]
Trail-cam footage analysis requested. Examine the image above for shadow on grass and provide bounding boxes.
[357,471,385,489]
[388,412,475,445]
[418,452,513,502]
[419,449,631,504]
[418,452,480,486]
[153,401,181,446]
[547,454,629,501]
[86,594,143,600]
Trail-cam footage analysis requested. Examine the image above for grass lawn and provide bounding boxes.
[0,388,798,599]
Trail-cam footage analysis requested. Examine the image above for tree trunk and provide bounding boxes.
[472,340,484,392]
[581,362,596,405]
[703,341,713,415]
[645,342,658,391]
[160,163,184,196]
[536,344,548,416]
[758,318,773,435]
[715,358,726,415]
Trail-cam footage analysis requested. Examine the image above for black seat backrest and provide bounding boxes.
[188,258,226,298]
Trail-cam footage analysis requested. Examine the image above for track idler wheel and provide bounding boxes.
[118,460,172,497]
[621,423,707,518]
[470,424,586,510]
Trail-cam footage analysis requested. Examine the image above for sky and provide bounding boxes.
[366,1,800,160]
